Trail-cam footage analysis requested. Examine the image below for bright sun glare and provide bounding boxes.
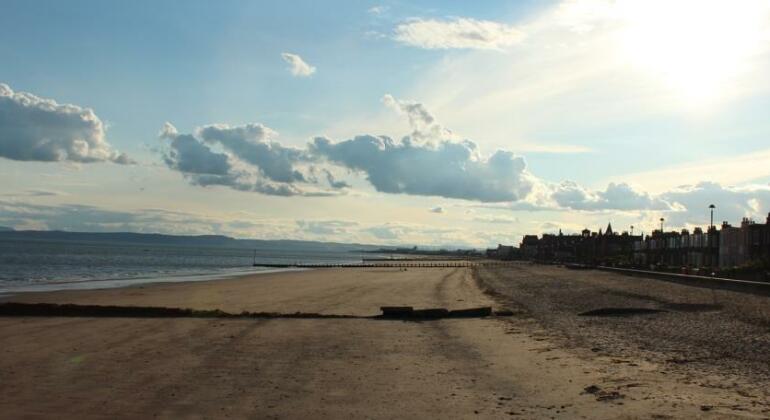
[617,0,769,105]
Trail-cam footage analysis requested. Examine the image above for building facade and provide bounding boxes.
[520,213,770,275]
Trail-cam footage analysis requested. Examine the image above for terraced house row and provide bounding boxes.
[515,213,770,278]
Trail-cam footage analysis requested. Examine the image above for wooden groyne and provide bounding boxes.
[0,302,507,321]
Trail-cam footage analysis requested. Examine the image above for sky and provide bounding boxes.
[2,0,770,248]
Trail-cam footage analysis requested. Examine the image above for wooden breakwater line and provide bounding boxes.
[0,302,509,321]
[253,261,518,269]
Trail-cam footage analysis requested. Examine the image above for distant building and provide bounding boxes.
[520,235,539,259]
[749,214,770,262]
[719,221,746,268]
[518,212,770,276]
[685,227,719,269]
[575,223,640,265]
[517,224,640,265]
[719,215,770,269]
[634,225,720,271]
[486,244,519,260]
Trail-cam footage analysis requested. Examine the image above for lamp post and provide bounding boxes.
[660,217,664,233]
[630,225,634,236]
[708,204,717,270]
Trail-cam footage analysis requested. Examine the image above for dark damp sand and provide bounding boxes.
[1,266,767,419]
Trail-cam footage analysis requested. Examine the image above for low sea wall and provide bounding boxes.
[596,266,770,296]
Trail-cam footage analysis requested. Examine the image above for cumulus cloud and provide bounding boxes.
[480,179,686,213]
[281,53,316,77]
[322,169,351,190]
[197,123,307,183]
[157,95,531,202]
[0,83,132,164]
[159,123,232,176]
[661,182,770,227]
[155,95,536,202]
[310,135,533,202]
[550,181,673,211]
[159,122,335,197]
[151,93,770,238]
[152,94,770,225]
[505,180,770,234]
[394,18,524,50]
[381,94,452,141]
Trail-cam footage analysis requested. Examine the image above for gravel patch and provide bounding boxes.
[474,263,770,382]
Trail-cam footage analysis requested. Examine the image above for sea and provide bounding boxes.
[0,237,376,295]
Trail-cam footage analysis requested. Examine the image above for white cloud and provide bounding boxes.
[361,222,458,244]
[661,182,770,227]
[518,144,592,154]
[491,180,770,237]
[394,18,524,50]
[368,5,388,15]
[153,93,770,236]
[280,53,316,77]
[310,135,534,202]
[158,122,340,197]
[549,181,673,211]
[296,219,358,236]
[2,189,65,197]
[0,82,132,164]
[381,94,454,141]
[307,94,535,202]
[473,215,519,224]
[320,168,351,190]
[158,95,535,202]
[0,198,500,246]
[0,200,298,238]
[621,149,770,193]
[388,0,770,166]
[197,123,307,183]
[159,123,232,176]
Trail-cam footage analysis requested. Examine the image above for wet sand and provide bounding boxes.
[1,266,768,418]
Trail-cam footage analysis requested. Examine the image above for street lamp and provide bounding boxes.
[709,204,716,230]
[660,217,664,233]
[630,225,634,236]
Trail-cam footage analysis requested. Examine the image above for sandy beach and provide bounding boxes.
[1,264,769,419]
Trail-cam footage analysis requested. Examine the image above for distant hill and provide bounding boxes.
[0,229,386,251]
[0,226,13,232]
